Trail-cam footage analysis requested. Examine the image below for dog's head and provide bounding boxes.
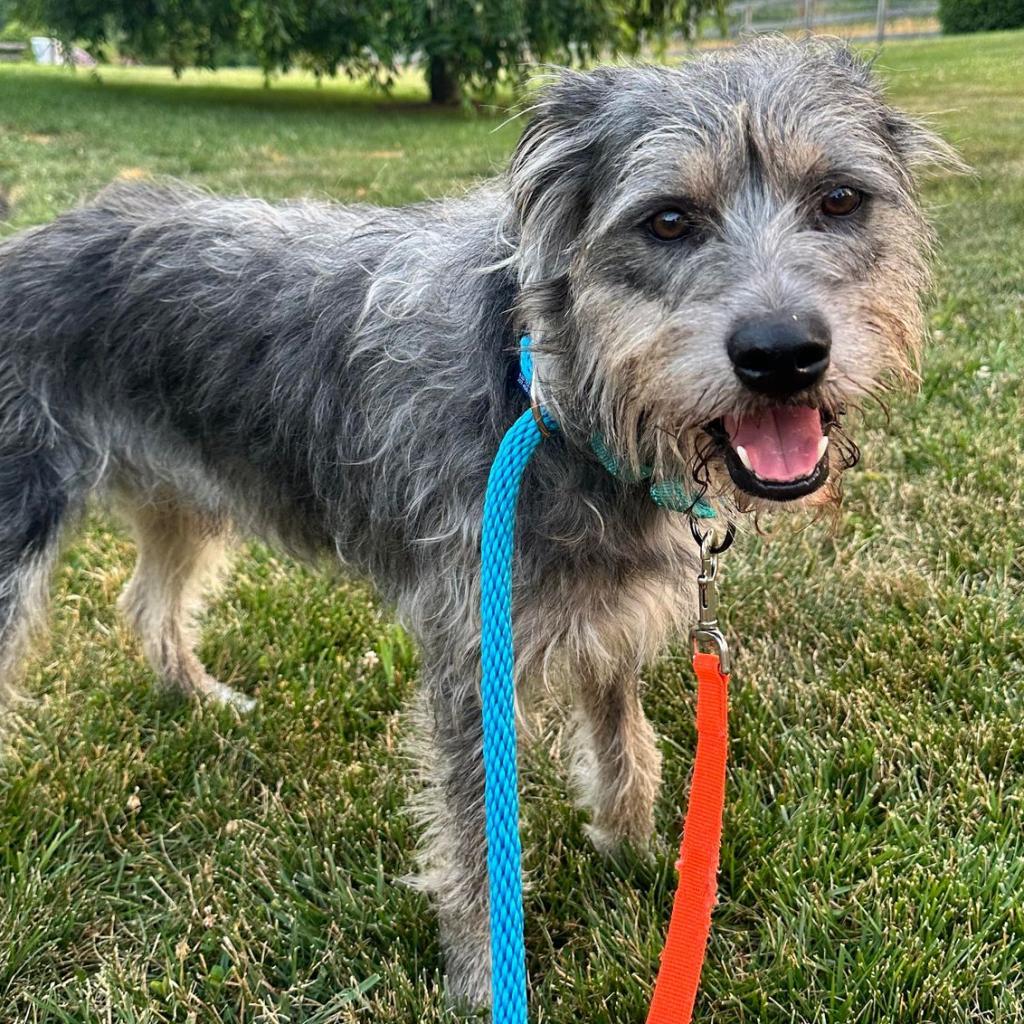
[508,38,960,513]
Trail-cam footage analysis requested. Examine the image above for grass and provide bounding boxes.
[0,29,1022,1024]
[0,63,517,226]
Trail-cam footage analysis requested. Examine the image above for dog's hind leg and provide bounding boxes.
[0,446,84,718]
[118,496,253,712]
[569,674,663,855]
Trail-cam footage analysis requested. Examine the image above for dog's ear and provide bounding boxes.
[827,42,967,181]
[507,68,619,286]
[882,107,968,178]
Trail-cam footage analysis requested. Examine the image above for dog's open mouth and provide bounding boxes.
[706,405,835,501]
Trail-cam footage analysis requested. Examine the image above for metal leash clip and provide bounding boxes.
[690,520,734,675]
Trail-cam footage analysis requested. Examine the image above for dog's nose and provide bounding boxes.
[727,313,831,396]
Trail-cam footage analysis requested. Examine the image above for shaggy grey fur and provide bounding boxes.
[0,37,955,1007]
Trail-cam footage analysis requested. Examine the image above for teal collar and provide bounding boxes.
[517,337,715,519]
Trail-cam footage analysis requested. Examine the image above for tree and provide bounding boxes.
[16,0,723,104]
[938,0,1024,32]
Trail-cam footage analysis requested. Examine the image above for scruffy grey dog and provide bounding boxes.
[0,37,954,1007]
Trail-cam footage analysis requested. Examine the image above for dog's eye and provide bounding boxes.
[647,209,691,241]
[821,187,864,217]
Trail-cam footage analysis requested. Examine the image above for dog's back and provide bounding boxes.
[2,183,501,526]
[0,179,518,706]
[0,181,382,461]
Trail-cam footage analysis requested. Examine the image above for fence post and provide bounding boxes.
[744,2,753,33]
[876,0,888,42]
[804,0,814,32]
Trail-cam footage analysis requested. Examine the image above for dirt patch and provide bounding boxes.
[258,145,288,164]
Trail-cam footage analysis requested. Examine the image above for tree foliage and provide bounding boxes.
[16,0,723,102]
[938,0,1024,33]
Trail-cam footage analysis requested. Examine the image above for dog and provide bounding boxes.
[0,37,956,1007]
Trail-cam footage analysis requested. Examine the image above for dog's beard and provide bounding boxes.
[563,337,890,516]
[576,338,875,514]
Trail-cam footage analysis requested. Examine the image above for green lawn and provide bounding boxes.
[0,30,1022,1024]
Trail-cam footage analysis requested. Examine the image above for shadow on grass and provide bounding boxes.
[11,64,516,121]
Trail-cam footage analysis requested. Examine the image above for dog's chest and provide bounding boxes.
[515,512,696,677]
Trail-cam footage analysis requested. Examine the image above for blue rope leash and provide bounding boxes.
[480,402,550,1024]
[479,338,713,1022]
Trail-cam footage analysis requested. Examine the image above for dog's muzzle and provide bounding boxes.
[709,311,835,501]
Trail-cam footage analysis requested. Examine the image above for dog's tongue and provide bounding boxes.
[724,406,823,482]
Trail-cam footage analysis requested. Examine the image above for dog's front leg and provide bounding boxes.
[569,670,663,855]
[411,667,494,1009]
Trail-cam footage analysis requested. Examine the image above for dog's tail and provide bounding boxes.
[0,442,85,721]
[0,193,138,719]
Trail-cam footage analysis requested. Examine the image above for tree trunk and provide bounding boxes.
[428,55,460,105]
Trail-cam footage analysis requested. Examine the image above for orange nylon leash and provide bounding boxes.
[647,650,729,1024]
[648,523,733,1024]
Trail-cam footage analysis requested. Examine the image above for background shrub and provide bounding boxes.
[939,0,1024,33]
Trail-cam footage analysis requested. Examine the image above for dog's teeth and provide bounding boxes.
[817,436,829,460]
[735,445,752,471]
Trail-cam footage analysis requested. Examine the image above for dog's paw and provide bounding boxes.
[440,924,492,1016]
[444,970,491,1018]
[584,819,655,861]
[204,679,257,713]
[584,821,622,857]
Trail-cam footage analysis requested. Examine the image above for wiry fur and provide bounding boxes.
[0,38,956,1007]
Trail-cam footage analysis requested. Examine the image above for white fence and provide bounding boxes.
[714,0,940,42]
